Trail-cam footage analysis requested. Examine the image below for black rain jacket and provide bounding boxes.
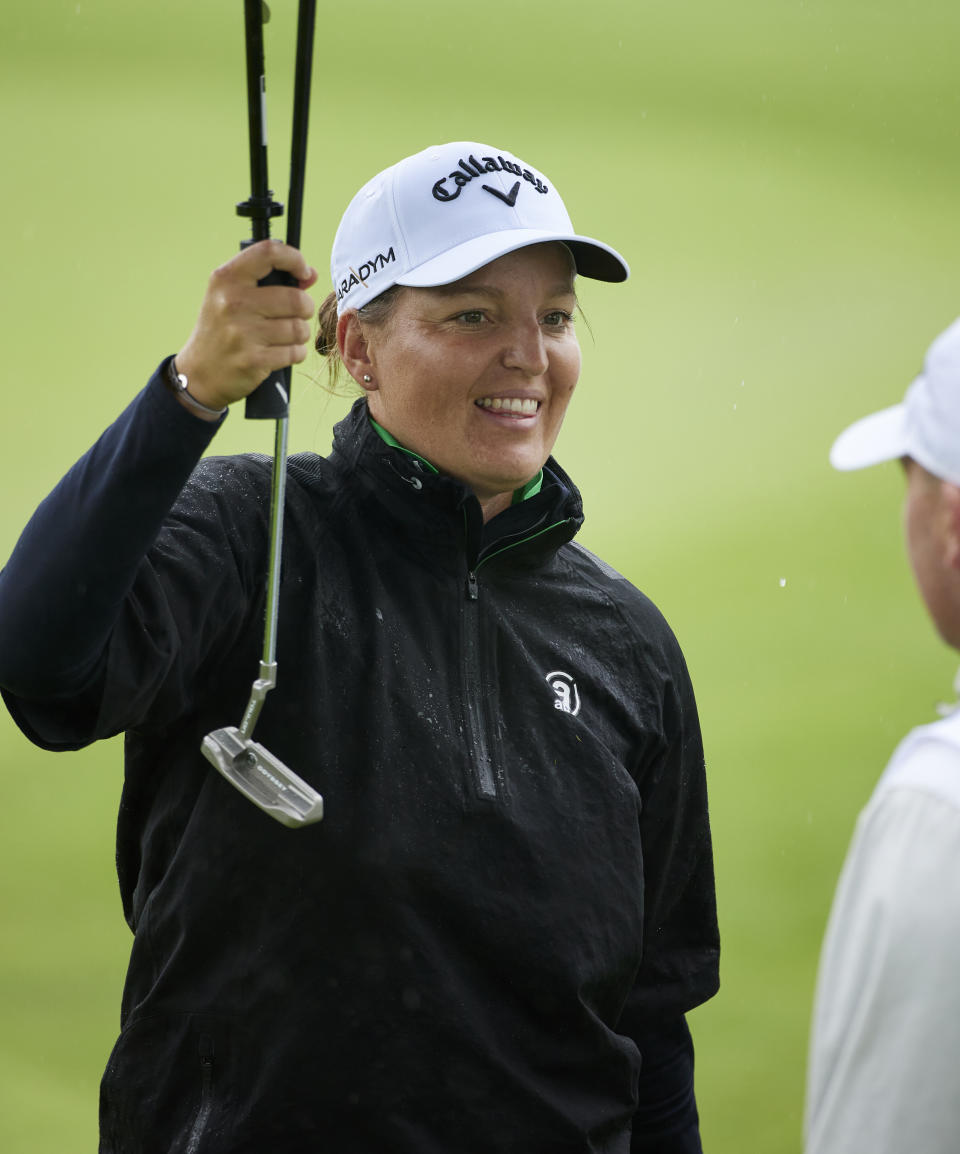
[0,366,719,1153]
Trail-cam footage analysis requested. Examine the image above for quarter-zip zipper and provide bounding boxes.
[458,517,573,803]
[461,567,498,799]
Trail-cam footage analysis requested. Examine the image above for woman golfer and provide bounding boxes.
[0,141,719,1153]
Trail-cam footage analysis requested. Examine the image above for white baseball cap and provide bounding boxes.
[830,317,960,485]
[331,141,629,315]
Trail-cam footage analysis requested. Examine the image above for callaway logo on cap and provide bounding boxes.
[331,141,629,314]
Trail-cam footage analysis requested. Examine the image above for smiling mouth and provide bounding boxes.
[475,397,540,415]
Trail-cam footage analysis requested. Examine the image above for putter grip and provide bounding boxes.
[244,267,298,420]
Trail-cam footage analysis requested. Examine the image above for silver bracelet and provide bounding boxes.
[166,358,228,418]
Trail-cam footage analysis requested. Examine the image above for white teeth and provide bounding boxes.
[476,397,539,415]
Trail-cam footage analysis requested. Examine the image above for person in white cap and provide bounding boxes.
[0,142,719,1153]
[805,318,960,1154]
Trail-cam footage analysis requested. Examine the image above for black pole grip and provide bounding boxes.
[242,0,271,239]
[244,267,297,419]
[285,0,317,252]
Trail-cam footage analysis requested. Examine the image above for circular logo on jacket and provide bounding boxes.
[545,670,580,716]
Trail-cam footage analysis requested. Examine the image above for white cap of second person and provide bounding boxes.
[330,141,630,315]
[830,317,960,486]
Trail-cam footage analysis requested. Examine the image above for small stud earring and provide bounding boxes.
[362,374,372,383]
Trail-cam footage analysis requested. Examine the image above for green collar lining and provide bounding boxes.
[369,416,543,503]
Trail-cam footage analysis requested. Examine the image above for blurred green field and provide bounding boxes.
[2,1,959,1150]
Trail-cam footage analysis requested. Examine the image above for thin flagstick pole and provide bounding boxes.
[262,0,317,676]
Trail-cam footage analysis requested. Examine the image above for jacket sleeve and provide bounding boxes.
[636,638,718,1015]
[0,360,226,747]
[624,627,720,1150]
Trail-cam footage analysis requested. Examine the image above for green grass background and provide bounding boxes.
[2,1,959,1149]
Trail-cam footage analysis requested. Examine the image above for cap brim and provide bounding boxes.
[829,404,907,471]
[397,228,629,289]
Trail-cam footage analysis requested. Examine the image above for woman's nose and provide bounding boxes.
[501,321,548,377]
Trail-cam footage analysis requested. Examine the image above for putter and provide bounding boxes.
[201,0,323,828]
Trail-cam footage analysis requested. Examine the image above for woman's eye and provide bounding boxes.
[542,310,574,328]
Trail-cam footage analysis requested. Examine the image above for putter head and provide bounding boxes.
[201,726,324,828]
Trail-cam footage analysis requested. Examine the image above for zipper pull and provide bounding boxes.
[465,571,479,601]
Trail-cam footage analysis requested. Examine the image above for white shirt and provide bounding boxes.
[805,708,960,1153]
